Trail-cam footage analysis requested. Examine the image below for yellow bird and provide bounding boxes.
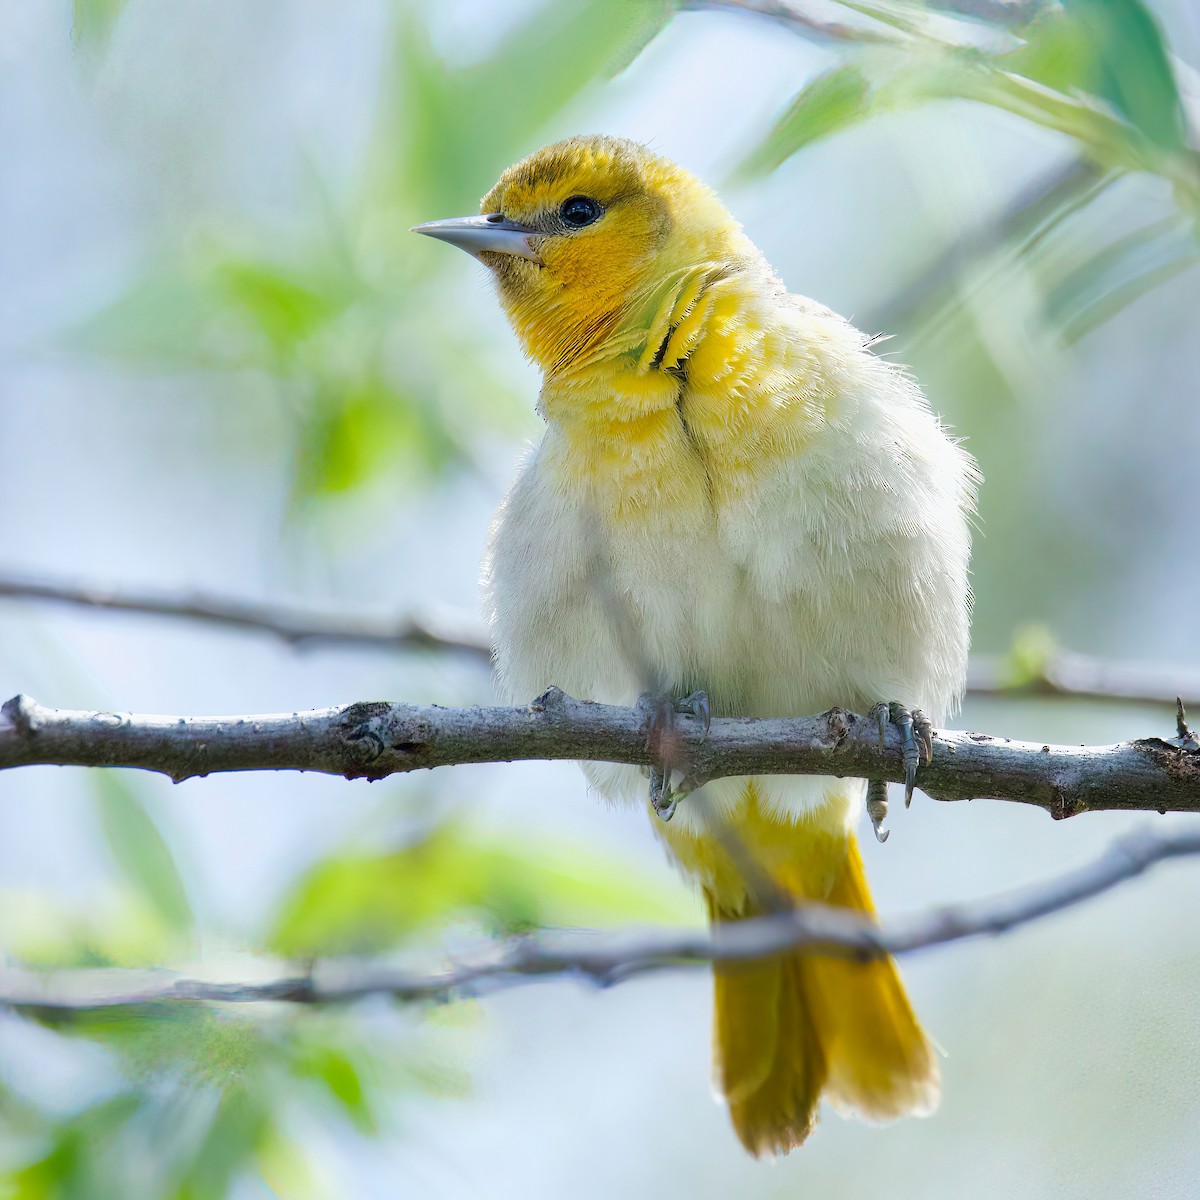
[415,135,978,1155]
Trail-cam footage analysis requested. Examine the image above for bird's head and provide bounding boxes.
[413,136,756,375]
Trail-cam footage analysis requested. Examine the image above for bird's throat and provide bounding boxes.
[537,270,833,523]
[540,363,708,522]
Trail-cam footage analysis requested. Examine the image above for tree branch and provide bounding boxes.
[919,0,1049,28]
[2,690,1197,818]
[681,0,900,46]
[2,573,1194,707]
[0,575,491,664]
[4,825,1196,1014]
[684,0,1051,47]
[967,653,1200,710]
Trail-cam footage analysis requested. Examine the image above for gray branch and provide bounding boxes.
[919,0,1049,27]
[4,825,1196,1013]
[684,0,1050,46]
[966,652,1200,710]
[0,574,492,664]
[2,689,1198,819]
[2,574,1196,707]
[682,0,901,45]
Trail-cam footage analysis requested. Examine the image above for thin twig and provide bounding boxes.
[682,0,901,45]
[687,0,1051,48]
[2,574,1194,707]
[3,825,1195,1013]
[966,653,1200,709]
[2,689,1197,818]
[919,0,1048,27]
[0,575,491,664]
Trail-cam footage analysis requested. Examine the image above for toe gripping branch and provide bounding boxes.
[866,702,934,843]
[643,691,710,822]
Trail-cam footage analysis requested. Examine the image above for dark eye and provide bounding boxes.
[560,195,602,228]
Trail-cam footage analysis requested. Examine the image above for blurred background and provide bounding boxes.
[2,0,1199,1195]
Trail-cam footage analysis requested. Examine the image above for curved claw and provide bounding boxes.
[869,701,889,750]
[866,778,890,843]
[914,708,934,766]
[649,765,679,822]
[679,690,711,741]
[650,765,699,822]
[886,705,917,807]
[904,708,933,807]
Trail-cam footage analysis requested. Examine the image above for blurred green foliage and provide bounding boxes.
[71,0,128,54]
[740,0,1198,340]
[67,0,673,512]
[2,795,682,1196]
[270,821,696,958]
[94,775,194,945]
[7,1003,398,1199]
[5,0,1199,1195]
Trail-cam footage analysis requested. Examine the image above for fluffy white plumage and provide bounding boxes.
[484,292,978,835]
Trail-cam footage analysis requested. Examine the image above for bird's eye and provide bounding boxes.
[559,195,602,228]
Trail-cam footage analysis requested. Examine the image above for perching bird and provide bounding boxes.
[414,135,978,1156]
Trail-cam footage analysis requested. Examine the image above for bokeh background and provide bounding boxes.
[2,0,1200,1195]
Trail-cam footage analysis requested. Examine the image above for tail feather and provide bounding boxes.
[705,831,939,1155]
[712,948,826,1155]
[808,835,939,1121]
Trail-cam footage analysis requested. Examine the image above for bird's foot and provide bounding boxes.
[868,701,933,811]
[638,690,710,822]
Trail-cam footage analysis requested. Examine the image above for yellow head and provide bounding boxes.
[414,136,757,375]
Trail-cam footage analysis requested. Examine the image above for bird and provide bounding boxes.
[414,134,978,1156]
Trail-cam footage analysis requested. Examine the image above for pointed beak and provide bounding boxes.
[411,214,542,264]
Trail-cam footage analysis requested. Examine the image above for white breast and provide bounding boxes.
[483,344,976,834]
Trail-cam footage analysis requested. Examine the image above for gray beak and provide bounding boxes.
[411,214,542,264]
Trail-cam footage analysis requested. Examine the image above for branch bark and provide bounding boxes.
[2,690,1197,818]
[4,825,1196,1013]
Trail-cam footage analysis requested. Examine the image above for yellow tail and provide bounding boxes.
[706,833,939,1156]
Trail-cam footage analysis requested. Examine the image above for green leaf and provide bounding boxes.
[736,61,873,177]
[213,258,346,355]
[737,47,1029,178]
[94,774,194,937]
[741,7,1192,186]
[10,1093,142,1200]
[270,823,695,958]
[289,1038,377,1135]
[1065,0,1186,155]
[1005,0,1188,156]
[65,233,362,372]
[294,377,461,499]
[1044,215,1199,340]
[6,1009,290,1198]
[367,0,675,221]
[1001,624,1059,689]
[174,1085,271,1200]
[72,0,127,54]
